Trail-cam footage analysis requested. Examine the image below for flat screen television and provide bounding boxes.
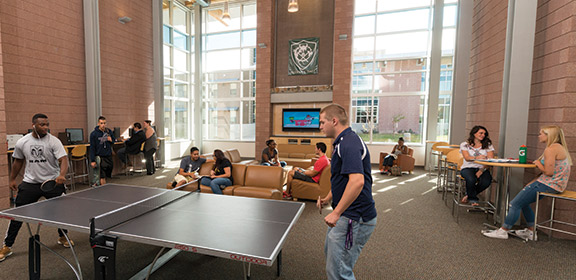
[282,108,321,132]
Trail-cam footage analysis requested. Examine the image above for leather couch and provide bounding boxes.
[291,164,332,201]
[277,144,318,168]
[199,164,284,200]
[202,149,259,165]
[379,148,416,174]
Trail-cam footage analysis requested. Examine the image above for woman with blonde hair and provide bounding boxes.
[483,125,572,240]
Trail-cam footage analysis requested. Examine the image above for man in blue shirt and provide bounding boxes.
[317,104,377,280]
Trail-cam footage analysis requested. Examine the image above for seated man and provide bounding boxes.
[117,122,146,165]
[172,147,207,189]
[284,142,329,199]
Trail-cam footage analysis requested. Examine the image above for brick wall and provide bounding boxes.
[0,20,9,209]
[466,0,508,145]
[0,0,86,136]
[469,0,576,239]
[99,0,155,132]
[332,0,354,109]
[255,0,275,155]
[528,0,576,238]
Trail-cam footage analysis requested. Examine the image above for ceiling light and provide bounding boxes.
[288,0,298,13]
[118,16,132,24]
[222,1,231,23]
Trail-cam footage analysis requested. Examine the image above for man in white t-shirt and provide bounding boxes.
[0,114,74,262]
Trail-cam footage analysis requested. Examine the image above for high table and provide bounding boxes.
[474,160,536,226]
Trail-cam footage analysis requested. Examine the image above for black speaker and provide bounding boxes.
[113,127,120,140]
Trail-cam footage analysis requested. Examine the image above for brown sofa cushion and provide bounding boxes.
[231,163,247,185]
[226,149,242,163]
[289,153,306,159]
[233,187,282,200]
[243,165,284,191]
[292,164,332,200]
[199,185,236,195]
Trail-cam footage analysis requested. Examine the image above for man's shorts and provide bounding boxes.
[99,155,113,178]
[293,171,315,183]
[174,174,194,183]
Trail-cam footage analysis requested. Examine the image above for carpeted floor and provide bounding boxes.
[0,162,574,279]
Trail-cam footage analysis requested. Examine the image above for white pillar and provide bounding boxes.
[498,0,538,199]
[83,0,101,128]
[449,0,474,144]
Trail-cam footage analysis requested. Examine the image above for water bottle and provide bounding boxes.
[519,145,527,164]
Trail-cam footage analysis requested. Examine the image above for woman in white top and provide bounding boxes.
[460,126,495,206]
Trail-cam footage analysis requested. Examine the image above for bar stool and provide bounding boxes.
[65,145,89,191]
[126,152,146,175]
[442,150,463,205]
[429,141,448,177]
[452,171,495,223]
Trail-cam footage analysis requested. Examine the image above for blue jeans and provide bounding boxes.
[200,177,232,195]
[261,161,287,167]
[503,181,559,229]
[460,168,492,203]
[325,216,377,280]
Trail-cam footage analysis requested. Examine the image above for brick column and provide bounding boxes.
[255,0,275,155]
[332,0,354,109]
[0,20,10,209]
[528,0,576,239]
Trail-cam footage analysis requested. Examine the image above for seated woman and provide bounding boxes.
[380,137,409,174]
[483,126,572,240]
[200,149,233,195]
[460,125,495,206]
[261,139,287,167]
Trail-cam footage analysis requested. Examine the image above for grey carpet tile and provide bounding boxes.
[0,164,574,279]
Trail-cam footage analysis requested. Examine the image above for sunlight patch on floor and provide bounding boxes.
[383,208,392,213]
[421,187,437,195]
[400,198,414,205]
[376,185,397,193]
[155,175,167,179]
[375,178,398,184]
[402,174,428,182]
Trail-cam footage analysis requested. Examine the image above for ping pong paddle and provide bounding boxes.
[40,179,58,192]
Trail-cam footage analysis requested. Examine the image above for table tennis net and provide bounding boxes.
[91,190,189,233]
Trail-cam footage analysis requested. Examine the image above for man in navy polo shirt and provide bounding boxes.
[317,104,377,280]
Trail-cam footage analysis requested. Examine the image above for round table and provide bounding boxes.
[474,160,536,226]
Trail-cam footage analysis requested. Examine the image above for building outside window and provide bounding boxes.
[352,0,457,144]
[163,0,193,141]
[203,2,256,141]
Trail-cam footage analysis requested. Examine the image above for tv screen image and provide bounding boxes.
[282,109,320,131]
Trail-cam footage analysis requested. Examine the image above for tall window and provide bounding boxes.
[163,0,193,141]
[352,0,458,143]
[203,2,256,141]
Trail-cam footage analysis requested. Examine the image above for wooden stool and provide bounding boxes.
[534,190,576,241]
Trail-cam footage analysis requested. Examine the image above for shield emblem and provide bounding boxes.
[288,37,319,75]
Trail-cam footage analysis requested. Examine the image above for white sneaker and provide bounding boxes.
[482,228,509,239]
[514,228,534,240]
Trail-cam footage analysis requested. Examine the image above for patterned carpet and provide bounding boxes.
[0,163,574,279]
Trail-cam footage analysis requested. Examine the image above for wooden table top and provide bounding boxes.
[474,160,536,168]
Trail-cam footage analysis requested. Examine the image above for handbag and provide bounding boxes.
[390,165,402,176]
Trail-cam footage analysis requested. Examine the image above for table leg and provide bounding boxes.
[91,234,118,280]
[28,234,41,280]
[277,250,282,277]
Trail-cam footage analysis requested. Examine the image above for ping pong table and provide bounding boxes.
[0,183,305,280]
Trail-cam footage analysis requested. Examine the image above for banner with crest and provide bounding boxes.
[288,37,319,75]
